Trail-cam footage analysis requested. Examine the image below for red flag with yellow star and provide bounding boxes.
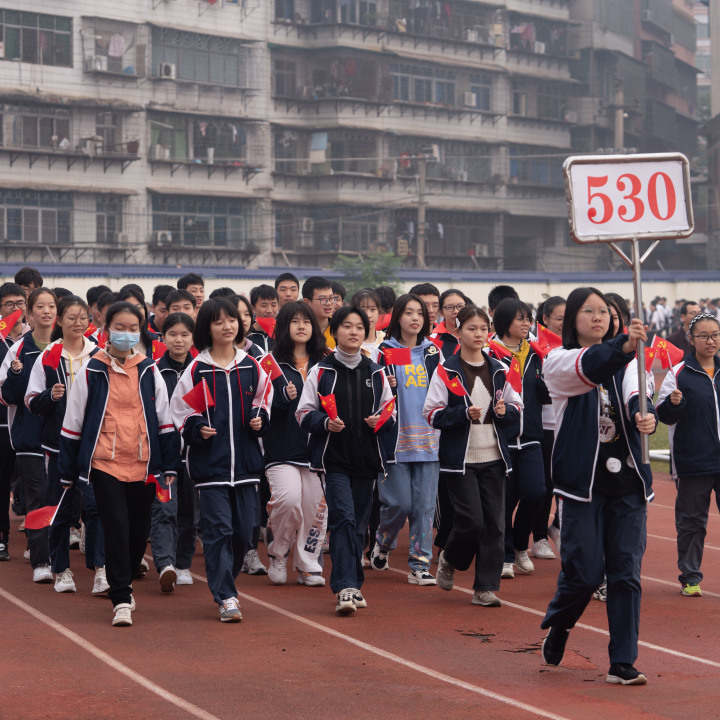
[145,474,171,503]
[487,339,512,360]
[505,357,523,394]
[383,346,412,366]
[373,397,395,433]
[651,336,684,369]
[261,354,283,380]
[84,323,97,338]
[152,340,167,361]
[0,308,23,341]
[255,317,276,338]
[437,363,469,397]
[24,504,60,530]
[644,346,657,372]
[319,393,338,420]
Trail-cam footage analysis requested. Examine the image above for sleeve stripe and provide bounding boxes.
[61,427,81,437]
[575,349,595,388]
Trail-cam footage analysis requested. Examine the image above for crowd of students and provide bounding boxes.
[1,264,717,687]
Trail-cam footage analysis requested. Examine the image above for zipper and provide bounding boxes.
[227,370,235,485]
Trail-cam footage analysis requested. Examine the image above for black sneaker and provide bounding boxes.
[606,664,647,685]
[0,543,8,560]
[542,627,569,666]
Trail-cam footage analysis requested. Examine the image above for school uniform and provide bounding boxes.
[246,327,273,355]
[170,346,271,606]
[540,336,655,666]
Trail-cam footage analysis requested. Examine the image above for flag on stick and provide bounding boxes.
[0,308,23,341]
[505,357,523,393]
[255,317,276,338]
[487,339,512,359]
[145,474,171,503]
[651,336,684,369]
[261,354,284,380]
[437,363,469,397]
[373,397,395,433]
[152,340,167,361]
[382,347,412,366]
[319,393,338,420]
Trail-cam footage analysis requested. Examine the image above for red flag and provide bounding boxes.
[189,346,198,358]
[261,354,283,380]
[24,504,59,530]
[432,323,447,335]
[152,340,167,361]
[319,393,338,420]
[437,363,468,397]
[182,379,215,414]
[536,325,562,353]
[376,313,391,331]
[644,346,657,372]
[0,308,23,340]
[84,323,97,338]
[383,346,412,366]
[42,343,64,370]
[96,330,108,349]
[255,317,276,338]
[145,474,171,503]
[373,397,396,433]
[505,357,523,393]
[487,339,512,359]
[428,335,443,351]
[651,336,684,369]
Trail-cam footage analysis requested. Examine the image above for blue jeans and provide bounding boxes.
[376,460,439,571]
[324,472,374,594]
[198,483,258,605]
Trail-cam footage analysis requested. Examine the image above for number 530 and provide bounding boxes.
[587,173,676,224]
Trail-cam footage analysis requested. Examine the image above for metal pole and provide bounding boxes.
[631,238,650,464]
[416,156,427,269]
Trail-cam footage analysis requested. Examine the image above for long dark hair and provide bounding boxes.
[605,292,630,334]
[537,296,565,329]
[103,301,145,339]
[385,293,430,345]
[272,301,327,367]
[50,295,90,342]
[562,287,615,349]
[193,297,244,351]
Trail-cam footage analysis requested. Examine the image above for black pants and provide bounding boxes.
[0,428,15,545]
[444,461,506,592]
[533,430,559,541]
[91,470,155,607]
[17,454,49,567]
[433,472,455,550]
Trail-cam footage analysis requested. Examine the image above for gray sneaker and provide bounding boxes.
[219,597,242,623]
[242,549,267,575]
[436,550,455,591]
[472,590,501,607]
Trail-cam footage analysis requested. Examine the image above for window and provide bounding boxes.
[0,190,71,244]
[96,196,123,245]
[152,195,248,248]
[274,58,297,96]
[392,138,491,182]
[509,147,562,186]
[391,64,455,105]
[697,54,711,74]
[309,0,337,23]
[537,84,565,120]
[274,130,300,173]
[275,0,295,21]
[84,18,145,76]
[329,132,376,173]
[435,69,455,105]
[0,11,72,67]
[698,20,709,40]
[470,75,493,111]
[340,1,377,25]
[96,112,120,151]
[3,105,71,149]
[512,82,527,115]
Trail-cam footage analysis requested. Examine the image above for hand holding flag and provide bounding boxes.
[43,342,64,385]
[504,357,523,393]
[372,397,395,433]
[319,393,338,420]
[182,378,215,428]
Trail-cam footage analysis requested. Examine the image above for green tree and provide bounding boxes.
[333,252,402,295]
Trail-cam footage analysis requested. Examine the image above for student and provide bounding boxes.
[171,297,271,622]
[209,287,238,300]
[370,294,441,585]
[117,286,159,356]
[540,287,655,686]
[409,283,441,328]
[657,312,720,597]
[264,302,328,586]
[166,289,198,320]
[25,295,106,594]
[487,285,519,320]
[489,298,550,579]
[666,301,701,356]
[59,301,178,626]
[302,276,336,351]
[351,289,385,361]
[422,306,521,606]
[434,289,471,359]
[374,286,397,315]
[150,284,175,336]
[86,285,112,329]
[0,287,57,583]
[14,266,43,296]
[153,313,198,590]
[275,273,300,308]
[94,291,118,338]
[296,306,395,615]
[177,272,205,308]
[234,295,264,361]
[330,280,346,315]
[247,284,279,354]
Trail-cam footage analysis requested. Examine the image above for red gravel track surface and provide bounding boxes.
[2,473,719,720]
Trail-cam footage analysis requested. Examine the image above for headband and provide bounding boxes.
[689,312,719,334]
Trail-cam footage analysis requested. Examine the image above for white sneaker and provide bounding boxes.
[33,565,53,583]
[23,549,31,561]
[129,594,136,611]
[268,556,288,585]
[501,562,515,579]
[69,526,82,549]
[408,569,437,586]
[336,588,356,615]
[176,569,194,586]
[159,565,177,593]
[241,549,267,575]
[112,604,133,627]
[134,558,149,578]
[548,524,561,556]
[514,550,535,574]
[92,566,110,594]
[54,568,76,593]
[297,571,325,587]
[531,539,557,560]
[369,541,390,571]
[219,597,242,623]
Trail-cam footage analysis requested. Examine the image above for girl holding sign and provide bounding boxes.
[296,306,394,615]
[170,297,271,623]
[540,287,655,685]
[422,306,522,607]
[370,294,441,585]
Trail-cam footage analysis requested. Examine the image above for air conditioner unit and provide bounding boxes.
[463,91,477,107]
[534,41,545,54]
[298,232,315,248]
[85,55,108,72]
[300,216,314,233]
[116,233,129,246]
[159,62,176,79]
[472,243,490,257]
[150,144,171,160]
[465,29,478,43]
[150,230,173,247]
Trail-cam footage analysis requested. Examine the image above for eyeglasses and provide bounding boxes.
[443,304,465,312]
[313,296,333,305]
[693,333,720,343]
[547,315,564,323]
[1,300,26,310]
[580,306,611,316]
[331,295,342,304]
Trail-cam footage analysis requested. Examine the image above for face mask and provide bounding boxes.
[109,331,140,352]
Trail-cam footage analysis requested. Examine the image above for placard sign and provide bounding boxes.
[564,153,694,244]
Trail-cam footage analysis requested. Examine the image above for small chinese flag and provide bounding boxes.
[428,335,443,351]
[42,343,64,370]
[24,504,59,530]
[505,357,523,393]
[189,346,199,358]
[84,323,97,338]
[0,308,23,340]
[319,393,338,420]
[96,330,108,349]
[261,354,283,380]
[373,397,395,433]
[651,336,684,369]
[376,314,391,331]
[644,347,657,372]
[437,363,469,397]
[152,340,167,361]
[255,317,276,338]
[432,323,447,335]
[487,339,512,359]
[145,474,171,503]
[536,325,562,353]
[182,378,215,414]
[383,347,412,366]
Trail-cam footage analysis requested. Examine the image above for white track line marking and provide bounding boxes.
[648,532,720,552]
[641,574,720,598]
[0,586,222,720]
[383,566,720,669]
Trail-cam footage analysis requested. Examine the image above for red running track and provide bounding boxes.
[2,472,720,720]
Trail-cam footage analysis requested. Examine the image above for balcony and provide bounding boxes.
[642,41,678,89]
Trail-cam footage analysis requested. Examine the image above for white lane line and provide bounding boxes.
[648,532,720,552]
[383,566,720,669]
[0,586,222,720]
[641,574,720,599]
